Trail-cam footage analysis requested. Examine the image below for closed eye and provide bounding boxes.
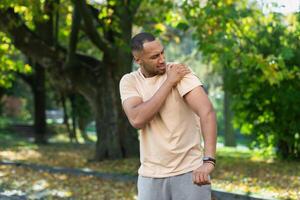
[150,49,164,59]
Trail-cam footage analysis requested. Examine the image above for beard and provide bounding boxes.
[142,62,166,76]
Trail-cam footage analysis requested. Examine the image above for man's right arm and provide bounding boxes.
[122,64,190,129]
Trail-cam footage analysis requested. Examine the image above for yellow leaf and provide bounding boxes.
[154,23,166,32]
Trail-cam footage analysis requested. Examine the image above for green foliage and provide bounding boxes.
[0,32,32,88]
[1,0,299,161]
[184,0,300,160]
[134,0,188,43]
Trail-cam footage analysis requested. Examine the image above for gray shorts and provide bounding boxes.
[137,171,211,200]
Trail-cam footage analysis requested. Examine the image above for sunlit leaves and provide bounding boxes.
[0,165,136,199]
[1,136,299,199]
[183,0,300,159]
[154,23,166,33]
[134,0,187,41]
[0,32,32,88]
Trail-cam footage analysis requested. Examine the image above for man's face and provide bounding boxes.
[133,40,166,77]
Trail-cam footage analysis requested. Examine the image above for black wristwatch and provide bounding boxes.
[203,156,216,164]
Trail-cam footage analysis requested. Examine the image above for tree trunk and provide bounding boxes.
[224,89,236,146]
[223,66,236,147]
[78,122,93,143]
[0,87,5,115]
[94,72,122,159]
[77,105,93,143]
[118,110,139,157]
[277,138,289,159]
[93,68,139,160]
[61,94,73,138]
[69,94,79,143]
[33,63,47,144]
[0,5,140,159]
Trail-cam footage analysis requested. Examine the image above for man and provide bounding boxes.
[119,32,217,200]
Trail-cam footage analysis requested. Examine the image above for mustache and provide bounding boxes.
[157,63,166,67]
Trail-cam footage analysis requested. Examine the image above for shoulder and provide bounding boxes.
[120,73,132,83]
[120,70,139,83]
[177,70,203,97]
[119,70,141,89]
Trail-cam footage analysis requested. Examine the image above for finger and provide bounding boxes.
[178,65,187,71]
[173,64,182,69]
[179,69,190,75]
[203,173,209,183]
[178,70,187,76]
[168,63,175,69]
[185,66,191,71]
[180,65,188,70]
[200,173,205,184]
[174,66,180,72]
[195,173,200,184]
[199,174,205,185]
[192,172,196,183]
[196,173,200,184]
[183,70,190,75]
[204,174,211,185]
[167,63,175,67]
[196,173,201,184]
[181,67,190,72]
[193,172,198,184]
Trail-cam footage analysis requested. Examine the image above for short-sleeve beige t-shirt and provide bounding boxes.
[119,67,204,178]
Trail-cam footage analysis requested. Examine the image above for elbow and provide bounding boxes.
[207,109,216,119]
[132,122,145,129]
[209,108,216,117]
[200,107,216,121]
[130,119,145,129]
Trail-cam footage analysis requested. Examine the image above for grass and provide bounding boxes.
[0,129,299,199]
[0,165,136,200]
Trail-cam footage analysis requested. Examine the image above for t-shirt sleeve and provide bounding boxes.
[176,71,203,97]
[119,74,141,103]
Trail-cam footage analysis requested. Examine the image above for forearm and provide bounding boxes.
[132,80,174,128]
[200,110,217,158]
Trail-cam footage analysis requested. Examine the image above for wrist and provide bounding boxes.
[203,161,215,167]
[203,156,216,166]
[165,78,176,87]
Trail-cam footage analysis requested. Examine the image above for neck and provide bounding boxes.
[140,67,156,78]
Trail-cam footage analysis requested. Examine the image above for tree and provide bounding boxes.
[0,31,32,119]
[184,0,300,159]
[0,0,141,159]
[0,32,31,89]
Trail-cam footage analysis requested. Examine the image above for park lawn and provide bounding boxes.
[0,165,136,200]
[0,130,299,199]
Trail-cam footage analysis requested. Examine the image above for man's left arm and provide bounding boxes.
[184,86,217,185]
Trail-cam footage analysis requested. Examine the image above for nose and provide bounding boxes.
[158,53,165,63]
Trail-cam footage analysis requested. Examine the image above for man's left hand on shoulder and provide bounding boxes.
[192,162,215,185]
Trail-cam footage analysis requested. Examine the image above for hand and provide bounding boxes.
[192,162,215,185]
[166,63,190,85]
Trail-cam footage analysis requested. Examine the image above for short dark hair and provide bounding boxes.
[131,32,155,52]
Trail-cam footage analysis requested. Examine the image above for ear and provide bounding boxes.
[134,57,142,65]
[132,51,142,65]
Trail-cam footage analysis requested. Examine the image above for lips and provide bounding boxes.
[157,67,166,72]
[157,64,166,70]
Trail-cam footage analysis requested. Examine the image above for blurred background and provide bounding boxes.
[0,0,299,199]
